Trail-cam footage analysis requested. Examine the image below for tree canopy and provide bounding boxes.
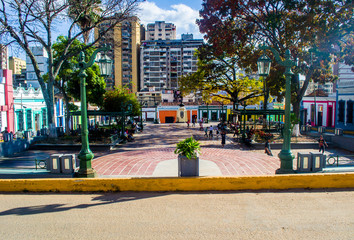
[197,0,353,118]
[179,45,263,108]
[52,36,106,106]
[102,87,140,117]
[0,0,141,128]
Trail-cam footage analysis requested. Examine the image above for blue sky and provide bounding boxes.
[8,0,205,58]
[137,0,204,39]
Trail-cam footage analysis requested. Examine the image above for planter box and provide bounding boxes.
[178,155,199,177]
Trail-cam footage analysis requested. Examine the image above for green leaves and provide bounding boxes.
[179,44,263,107]
[52,36,106,106]
[174,136,201,160]
[102,87,141,116]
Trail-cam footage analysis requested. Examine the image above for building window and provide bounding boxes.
[338,100,345,123]
[18,111,24,131]
[347,101,353,124]
[26,109,32,129]
[42,108,47,127]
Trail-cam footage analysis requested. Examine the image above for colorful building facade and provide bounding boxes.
[13,86,47,132]
[301,95,336,127]
[0,69,15,133]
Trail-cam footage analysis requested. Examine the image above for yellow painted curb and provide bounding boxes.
[0,173,353,192]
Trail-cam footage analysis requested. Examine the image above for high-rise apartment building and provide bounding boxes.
[9,56,27,87]
[96,16,142,93]
[140,34,203,91]
[9,56,26,74]
[25,46,49,88]
[0,44,8,69]
[146,21,176,40]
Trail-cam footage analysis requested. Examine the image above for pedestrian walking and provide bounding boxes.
[221,129,226,148]
[318,135,328,154]
[216,127,220,139]
[265,139,273,156]
[192,117,196,127]
[208,125,213,139]
[187,119,190,128]
[204,127,208,138]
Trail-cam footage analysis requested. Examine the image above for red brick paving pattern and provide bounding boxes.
[92,146,280,176]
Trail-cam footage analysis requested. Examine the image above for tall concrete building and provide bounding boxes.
[140,34,203,91]
[9,56,27,87]
[25,46,49,88]
[9,56,26,74]
[145,21,176,40]
[333,63,354,131]
[0,44,8,69]
[96,16,142,93]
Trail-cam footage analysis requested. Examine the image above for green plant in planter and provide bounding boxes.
[174,136,201,159]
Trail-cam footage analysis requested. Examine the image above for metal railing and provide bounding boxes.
[326,155,354,167]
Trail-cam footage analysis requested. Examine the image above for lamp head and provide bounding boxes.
[257,54,272,77]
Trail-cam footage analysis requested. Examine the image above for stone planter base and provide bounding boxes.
[178,155,199,177]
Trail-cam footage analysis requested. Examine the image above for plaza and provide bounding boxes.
[0,123,353,179]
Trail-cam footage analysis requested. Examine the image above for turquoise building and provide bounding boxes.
[13,86,48,133]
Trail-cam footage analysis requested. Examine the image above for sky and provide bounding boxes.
[137,0,204,39]
[7,0,205,59]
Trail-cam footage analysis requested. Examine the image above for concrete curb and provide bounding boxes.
[0,173,353,192]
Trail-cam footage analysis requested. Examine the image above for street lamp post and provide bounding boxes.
[154,100,160,124]
[241,101,247,141]
[258,45,295,174]
[76,45,112,178]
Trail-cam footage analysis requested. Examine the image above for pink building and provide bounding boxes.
[301,91,336,127]
[0,69,15,133]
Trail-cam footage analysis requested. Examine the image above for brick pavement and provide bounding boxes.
[92,123,281,177]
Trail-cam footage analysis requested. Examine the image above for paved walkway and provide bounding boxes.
[90,123,327,177]
[1,123,353,178]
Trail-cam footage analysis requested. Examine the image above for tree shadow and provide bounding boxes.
[1,188,353,216]
[0,192,170,216]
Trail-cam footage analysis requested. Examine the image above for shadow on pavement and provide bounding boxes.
[1,188,354,216]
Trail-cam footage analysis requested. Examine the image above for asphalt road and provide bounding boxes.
[0,189,353,239]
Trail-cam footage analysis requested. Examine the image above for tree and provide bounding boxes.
[197,0,353,135]
[0,0,141,130]
[102,87,140,117]
[50,36,106,133]
[68,0,102,44]
[179,45,263,110]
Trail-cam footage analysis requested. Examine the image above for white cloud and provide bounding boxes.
[137,1,203,39]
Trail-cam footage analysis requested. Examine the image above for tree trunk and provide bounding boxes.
[63,94,71,135]
[292,98,301,137]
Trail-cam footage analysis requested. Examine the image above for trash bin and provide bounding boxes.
[297,153,312,173]
[297,152,326,173]
[60,154,76,174]
[335,128,343,136]
[318,126,326,133]
[310,153,326,172]
[48,154,62,173]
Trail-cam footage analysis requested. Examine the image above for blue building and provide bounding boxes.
[13,86,48,133]
[334,63,354,132]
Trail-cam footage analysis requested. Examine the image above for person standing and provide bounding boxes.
[265,139,273,156]
[318,135,328,154]
[204,127,208,138]
[208,125,213,139]
[187,119,190,128]
[221,129,226,148]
